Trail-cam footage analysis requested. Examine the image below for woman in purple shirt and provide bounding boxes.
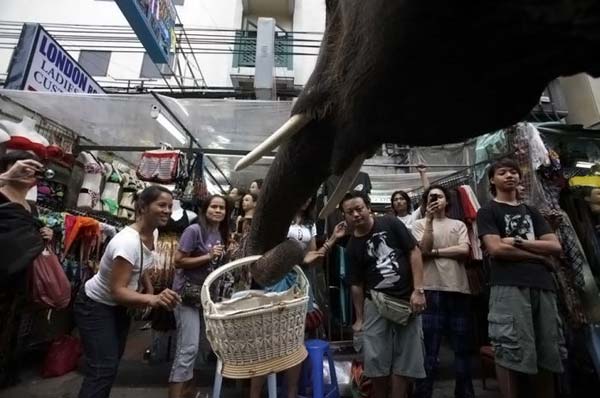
[168,195,231,398]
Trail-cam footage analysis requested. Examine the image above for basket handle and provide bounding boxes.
[201,255,262,310]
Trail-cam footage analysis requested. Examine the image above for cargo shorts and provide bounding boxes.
[359,298,426,379]
[488,286,564,374]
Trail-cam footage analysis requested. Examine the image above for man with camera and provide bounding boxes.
[477,158,563,398]
[342,191,426,398]
[412,185,474,398]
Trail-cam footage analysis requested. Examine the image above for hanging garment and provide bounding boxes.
[63,215,100,258]
[468,223,483,261]
[2,116,49,159]
[447,188,465,221]
[77,152,104,210]
[458,185,479,221]
[526,123,550,170]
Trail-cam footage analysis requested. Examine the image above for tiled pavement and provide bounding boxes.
[2,324,502,398]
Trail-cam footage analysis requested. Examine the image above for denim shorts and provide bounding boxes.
[360,298,426,379]
[488,286,564,374]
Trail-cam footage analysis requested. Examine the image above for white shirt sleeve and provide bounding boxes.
[111,231,141,268]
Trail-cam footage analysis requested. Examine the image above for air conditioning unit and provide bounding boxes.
[530,79,568,122]
[560,73,600,129]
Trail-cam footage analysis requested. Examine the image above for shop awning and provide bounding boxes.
[0,89,468,201]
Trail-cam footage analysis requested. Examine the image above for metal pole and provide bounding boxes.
[363,163,474,168]
[76,144,274,158]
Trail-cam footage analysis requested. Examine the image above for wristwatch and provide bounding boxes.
[415,287,425,294]
[513,236,524,247]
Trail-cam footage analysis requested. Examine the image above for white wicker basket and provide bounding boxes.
[201,255,309,378]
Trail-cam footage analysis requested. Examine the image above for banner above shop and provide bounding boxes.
[115,0,176,64]
[4,23,104,94]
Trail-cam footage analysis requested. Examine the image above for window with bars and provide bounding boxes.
[140,53,163,78]
[232,30,293,70]
[78,50,111,76]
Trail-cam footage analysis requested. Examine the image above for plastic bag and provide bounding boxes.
[29,247,72,309]
[40,335,82,378]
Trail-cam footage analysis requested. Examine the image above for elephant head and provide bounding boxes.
[236,0,600,285]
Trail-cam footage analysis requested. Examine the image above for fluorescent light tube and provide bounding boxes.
[576,161,594,169]
[156,113,187,145]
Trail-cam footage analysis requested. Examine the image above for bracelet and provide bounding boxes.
[434,248,440,257]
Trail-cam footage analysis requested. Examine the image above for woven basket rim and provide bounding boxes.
[219,346,308,379]
[205,296,308,320]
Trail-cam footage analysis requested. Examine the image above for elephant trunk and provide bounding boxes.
[246,119,334,286]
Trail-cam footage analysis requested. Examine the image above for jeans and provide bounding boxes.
[169,304,211,383]
[414,291,474,398]
[74,288,130,398]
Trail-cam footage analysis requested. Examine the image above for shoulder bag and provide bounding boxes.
[127,238,152,320]
[370,290,412,325]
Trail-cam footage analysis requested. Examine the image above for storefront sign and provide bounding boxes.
[115,0,177,64]
[4,23,104,94]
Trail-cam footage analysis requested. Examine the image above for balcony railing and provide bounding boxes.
[232,30,293,70]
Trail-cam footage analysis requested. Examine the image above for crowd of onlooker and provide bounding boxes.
[0,153,565,398]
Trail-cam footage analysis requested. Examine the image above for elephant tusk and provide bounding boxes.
[234,114,310,171]
[318,153,367,219]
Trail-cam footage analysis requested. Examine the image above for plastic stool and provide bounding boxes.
[299,339,339,398]
[212,360,277,398]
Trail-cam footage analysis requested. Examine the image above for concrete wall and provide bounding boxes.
[293,0,325,87]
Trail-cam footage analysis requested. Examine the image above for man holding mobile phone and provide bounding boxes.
[412,185,474,398]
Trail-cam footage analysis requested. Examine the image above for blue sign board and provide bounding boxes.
[115,0,177,64]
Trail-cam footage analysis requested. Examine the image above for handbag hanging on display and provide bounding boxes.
[137,149,183,184]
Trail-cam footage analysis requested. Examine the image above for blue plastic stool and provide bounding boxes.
[299,339,339,398]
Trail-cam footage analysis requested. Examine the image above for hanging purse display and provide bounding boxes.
[137,149,183,184]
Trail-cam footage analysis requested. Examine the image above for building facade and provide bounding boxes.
[0,0,325,96]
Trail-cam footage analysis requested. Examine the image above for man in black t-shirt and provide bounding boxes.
[477,158,563,398]
[343,191,426,398]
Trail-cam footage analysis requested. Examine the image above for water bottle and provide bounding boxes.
[210,240,223,268]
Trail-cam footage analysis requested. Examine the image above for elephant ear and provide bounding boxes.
[319,153,367,219]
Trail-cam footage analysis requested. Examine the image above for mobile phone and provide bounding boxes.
[429,193,440,204]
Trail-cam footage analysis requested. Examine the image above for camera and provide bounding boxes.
[36,168,55,180]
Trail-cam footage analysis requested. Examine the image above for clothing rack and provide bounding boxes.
[407,168,474,199]
[38,205,126,228]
